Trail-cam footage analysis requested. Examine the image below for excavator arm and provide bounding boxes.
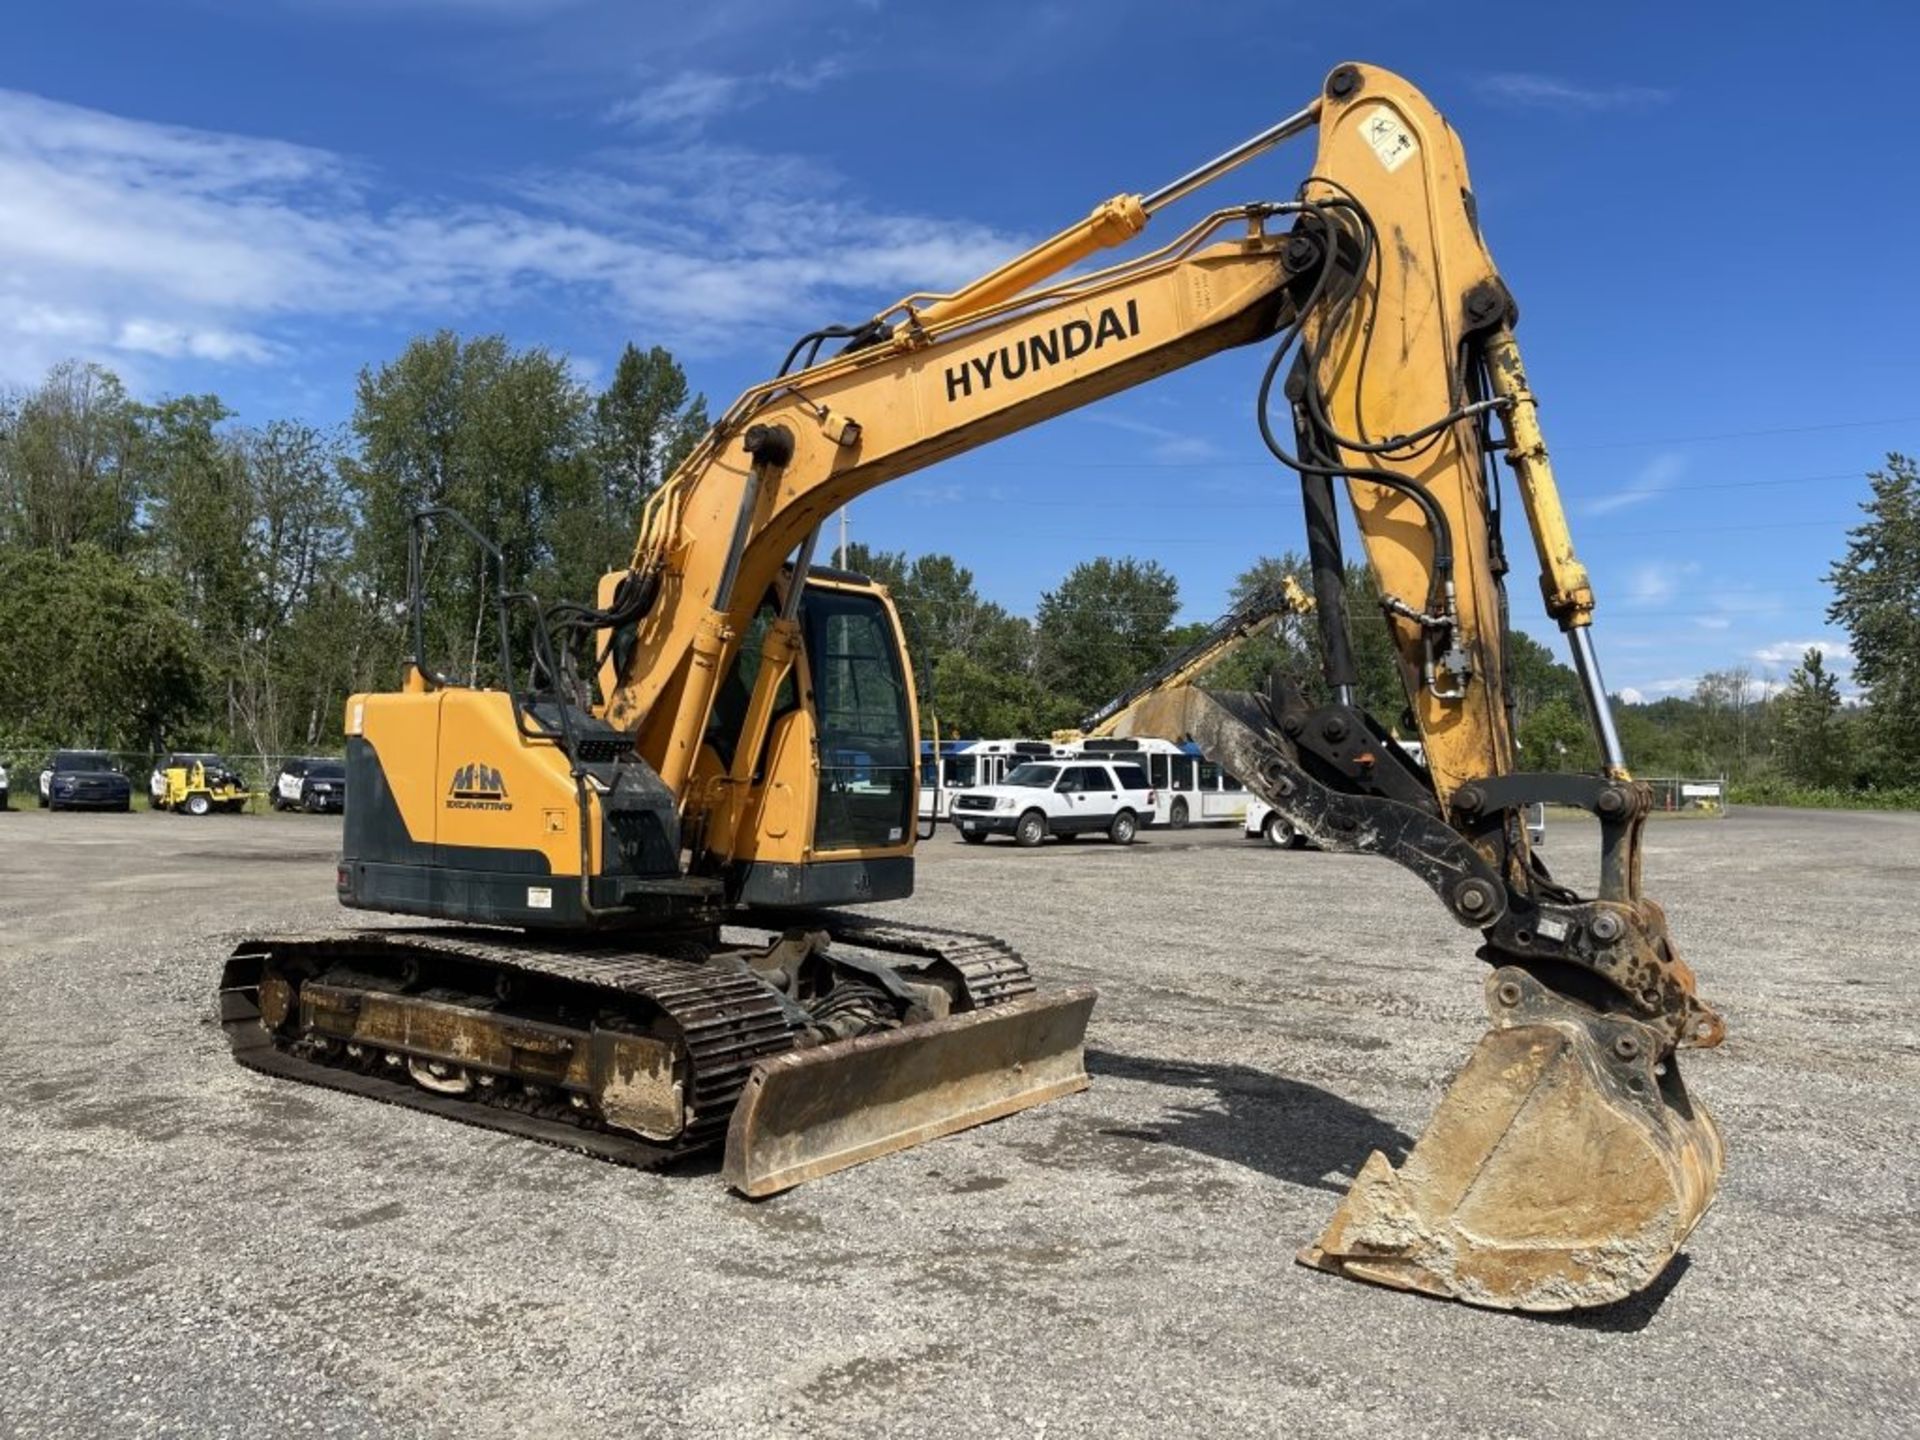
[247,62,1723,1315]
[580,61,1723,1309]
[1056,576,1312,744]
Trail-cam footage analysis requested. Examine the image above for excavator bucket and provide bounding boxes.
[724,987,1097,1197]
[1300,966,1724,1311]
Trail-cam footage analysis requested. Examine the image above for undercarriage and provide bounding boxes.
[219,915,1094,1191]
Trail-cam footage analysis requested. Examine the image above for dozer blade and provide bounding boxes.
[723,987,1097,1197]
[1300,966,1724,1311]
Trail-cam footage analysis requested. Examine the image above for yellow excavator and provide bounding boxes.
[1051,575,1313,745]
[221,62,1724,1313]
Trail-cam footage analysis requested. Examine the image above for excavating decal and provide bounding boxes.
[446,763,512,811]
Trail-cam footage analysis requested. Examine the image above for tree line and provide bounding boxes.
[0,337,706,762]
[2,336,1915,806]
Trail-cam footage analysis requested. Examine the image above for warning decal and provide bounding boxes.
[1355,105,1418,173]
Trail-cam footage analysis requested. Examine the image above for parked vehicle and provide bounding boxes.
[39,750,133,812]
[150,753,246,809]
[1243,796,1308,849]
[1245,795,1543,847]
[949,757,1156,847]
[153,756,255,815]
[1066,737,1250,828]
[272,757,347,813]
[0,760,9,809]
[918,739,1061,822]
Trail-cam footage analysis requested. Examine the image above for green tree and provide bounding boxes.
[1773,647,1847,787]
[555,343,710,595]
[0,544,207,751]
[347,332,594,685]
[1517,696,1596,772]
[592,343,707,518]
[0,361,146,557]
[1828,453,1920,783]
[143,393,245,637]
[1033,557,1180,720]
[929,651,1060,737]
[841,543,1042,730]
[225,421,358,754]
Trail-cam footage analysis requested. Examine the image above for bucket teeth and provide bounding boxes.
[1300,966,1724,1311]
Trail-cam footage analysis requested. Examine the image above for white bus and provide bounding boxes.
[918,739,1064,821]
[1064,737,1249,828]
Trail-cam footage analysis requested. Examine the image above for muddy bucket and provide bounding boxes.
[1300,966,1724,1311]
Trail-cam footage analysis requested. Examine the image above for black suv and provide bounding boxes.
[39,750,133,811]
[272,756,347,813]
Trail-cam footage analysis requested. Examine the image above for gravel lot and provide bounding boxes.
[2,803,1916,1439]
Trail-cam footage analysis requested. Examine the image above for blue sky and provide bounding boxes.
[3,0,1914,702]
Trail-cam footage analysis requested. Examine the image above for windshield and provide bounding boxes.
[310,763,345,780]
[1004,763,1059,788]
[54,753,114,772]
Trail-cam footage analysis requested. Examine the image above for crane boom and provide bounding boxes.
[1056,577,1313,744]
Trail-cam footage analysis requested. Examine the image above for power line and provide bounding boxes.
[977,514,1858,547]
[949,468,1866,504]
[917,413,1920,472]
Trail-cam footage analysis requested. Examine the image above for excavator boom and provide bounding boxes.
[221,61,1723,1314]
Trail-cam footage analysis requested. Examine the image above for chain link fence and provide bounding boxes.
[1640,775,1729,815]
[0,749,345,808]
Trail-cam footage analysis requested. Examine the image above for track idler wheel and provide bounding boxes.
[1300,966,1724,1311]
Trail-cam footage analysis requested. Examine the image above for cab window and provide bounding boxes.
[805,586,913,851]
[705,595,797,771]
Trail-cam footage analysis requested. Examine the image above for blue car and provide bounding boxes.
[39,750,133,812]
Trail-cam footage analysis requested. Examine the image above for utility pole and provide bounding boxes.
[836,505,849,569]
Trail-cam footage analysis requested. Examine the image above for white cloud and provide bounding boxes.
[0,85,1016,385]
[1080,411,1226,464]
[1636,675,1701,698]
[605,59,847,131]
[1617,686,1646,705]
[1479,74,1671,113]
[1752,639,1853,668]
[1586,450,1687,516]
[1693,614,1732,631]
[1623,556,1699,604]
[607,71,749,128]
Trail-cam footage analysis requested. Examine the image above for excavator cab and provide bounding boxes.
[691,565,920,908]
[332,515,920,927]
